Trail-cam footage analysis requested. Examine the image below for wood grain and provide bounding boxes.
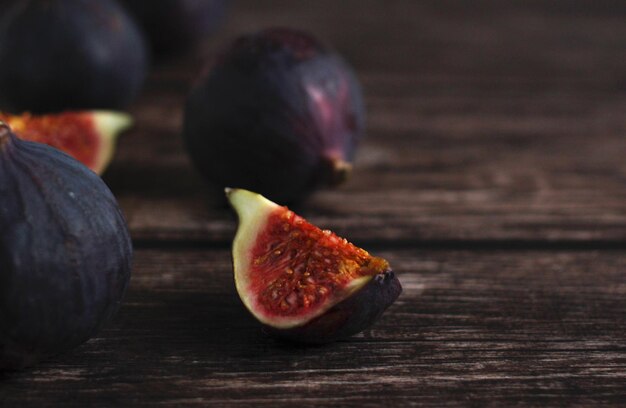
[100,0,626,243]
[1,249,625,406]
[2,1,625,406]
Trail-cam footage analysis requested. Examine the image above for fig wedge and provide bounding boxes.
[227,188,401,343]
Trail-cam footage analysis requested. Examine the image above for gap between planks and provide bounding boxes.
[131,237,626,252]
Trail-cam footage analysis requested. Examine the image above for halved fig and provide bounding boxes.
[0,111,132,174]
[227,188,402,343]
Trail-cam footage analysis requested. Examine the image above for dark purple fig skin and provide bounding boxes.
[264,271,402,344]
[0,124,132,371]
[121,0,227,58]
[184,27,366,204]
[0,0,148,114]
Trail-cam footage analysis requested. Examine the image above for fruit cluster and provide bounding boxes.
[0,0,401,371]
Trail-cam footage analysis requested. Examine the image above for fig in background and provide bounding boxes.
[0,0,148,114]
[122,0,228,58]
[184,28,366,204]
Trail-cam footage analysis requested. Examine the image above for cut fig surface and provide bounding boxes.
[227,188,401,342]
[0,111,132,174]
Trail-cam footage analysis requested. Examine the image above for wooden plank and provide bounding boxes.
[104,73,626,243]
[2,249,625,406]
[95,0,626,243]
[207,0,626,79]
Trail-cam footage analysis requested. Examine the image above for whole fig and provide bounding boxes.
[184,28,365,203]
[0,0,148,114]
[0,123,132,370]
[122,0,228,58]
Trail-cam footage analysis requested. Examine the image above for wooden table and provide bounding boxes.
[2,0,626,406]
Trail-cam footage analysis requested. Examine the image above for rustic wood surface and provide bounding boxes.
[2,249,626,406]
[2,0,626,406]
[106,0,626,244]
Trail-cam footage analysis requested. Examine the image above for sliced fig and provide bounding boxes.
[0,111,132,174]
[227,188,401,343]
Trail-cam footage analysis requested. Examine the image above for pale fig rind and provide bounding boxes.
[91,111,133,174]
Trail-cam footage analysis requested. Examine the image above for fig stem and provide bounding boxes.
[327,158,352,186]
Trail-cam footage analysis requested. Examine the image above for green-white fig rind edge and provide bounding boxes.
[93,111,133,174]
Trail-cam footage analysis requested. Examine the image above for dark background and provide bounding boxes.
[2,0,626,406]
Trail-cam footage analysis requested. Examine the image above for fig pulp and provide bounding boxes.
[227,188,401,343]
[0,111,132,174]
[0,0,147,113]
[0,123,132,370]
[184,28,366,203]
[122,0,228,58]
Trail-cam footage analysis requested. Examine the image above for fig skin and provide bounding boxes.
[184,28,366,204]
[0,0,148,114]
[121,0,228,58]
[0,123,132,371]
[264,271,402,344]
